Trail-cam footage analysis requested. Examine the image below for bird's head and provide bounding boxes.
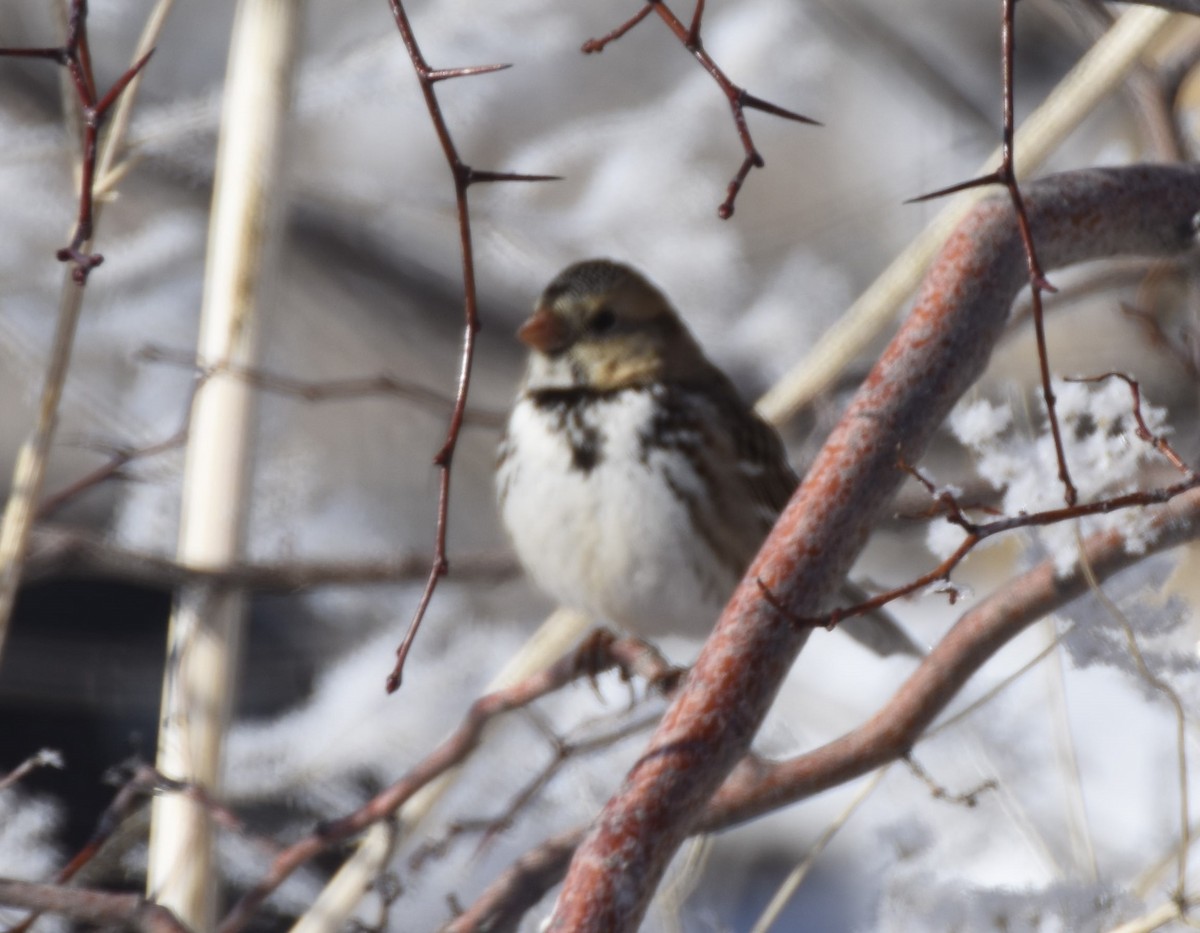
[517,259,706,392]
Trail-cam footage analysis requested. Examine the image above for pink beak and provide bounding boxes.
[517,306,569,354]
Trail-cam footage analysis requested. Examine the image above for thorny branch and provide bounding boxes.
[0,0,167,667]
[547,167,1200,930]
[0,0,153,283]
[453,480,1200,930]
[581,0,819,217]
[794,390,1200,633]
[216,635,672,933]
[909,0,1077,505]
[382,0,557,694]
[36,346,504,520]
[0,639,665,933]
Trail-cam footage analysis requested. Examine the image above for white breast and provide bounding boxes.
[497,387,735,638]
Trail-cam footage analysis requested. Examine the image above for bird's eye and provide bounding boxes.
[588,306,617,335]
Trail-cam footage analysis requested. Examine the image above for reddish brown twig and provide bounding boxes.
[909,0,1075,506]
[767,437,1200,633]
[382,0,557,694]
[0,0,154,283]
[24,524,516,591]
[547,167,1200,930]
[902,755,997,808]
[216,635,665,933]
[441,827,585,933]
[1065,372,1195,476]
[4,763,255,933]
[0,749,62,793]
[582,0,818,218]
[35,368,206,519]
[702,481,1200,830]
[137,344,507,428]
[0,880,190,933]
[54,764,256,888]
[412,711,661,871]
[38,342,509,520]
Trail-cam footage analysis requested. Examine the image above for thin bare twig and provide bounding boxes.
[383,0,557,694]
[0,880,190,933]
[138,344,506,428]
[756,6,1179,424]
[766,449,1200,636]
[216,636,668,933]
[1065,372,1195,476]
[582,0,818,217]
[902,754,998,808]
[23,524,517,590]
[0,1,154,282]
[0,0,165,682]
[910,0,1075,504]
[37,341,506,520]
[4,762,253,933]
[0,750,63,793]
[411,711,661,871]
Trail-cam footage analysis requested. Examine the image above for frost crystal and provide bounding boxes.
[939,380,1173,576]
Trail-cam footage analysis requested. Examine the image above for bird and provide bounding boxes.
[496,259,920,657]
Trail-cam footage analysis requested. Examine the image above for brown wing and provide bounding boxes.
[699,368,797,523]
[675,375,923,657]
[645,373,796,579]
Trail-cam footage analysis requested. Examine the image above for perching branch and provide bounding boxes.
[548,165,1200,931]
[454,471,1200,932]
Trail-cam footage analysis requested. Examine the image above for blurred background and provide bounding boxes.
[1,0,1199,930]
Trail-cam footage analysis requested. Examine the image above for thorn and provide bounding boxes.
[1032,273,1057,294]
[426,62,512,83]
[467,169,562,186]
[741,92,821,126]
[687,0,706,47]
[93,47,155,119]
[905,171,1003,204]
[0,46,69,63]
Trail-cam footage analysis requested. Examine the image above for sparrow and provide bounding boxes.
[496,259,920,657]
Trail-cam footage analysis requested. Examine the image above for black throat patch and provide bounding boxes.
[527,387,620,474]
